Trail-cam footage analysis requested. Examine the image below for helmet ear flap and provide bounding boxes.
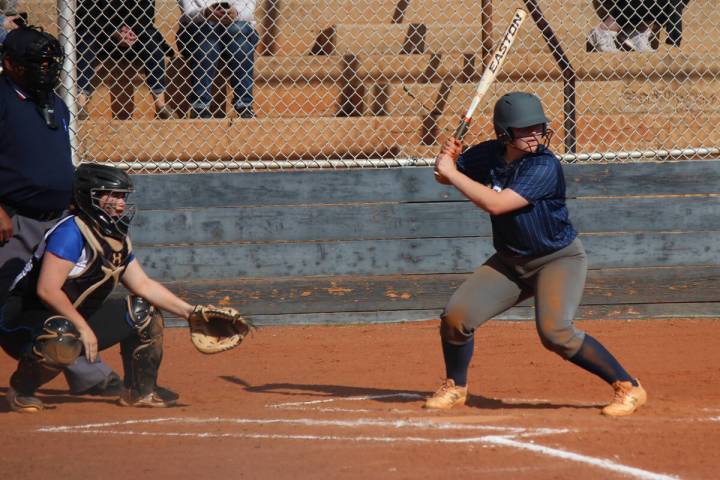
[497,127,513,144]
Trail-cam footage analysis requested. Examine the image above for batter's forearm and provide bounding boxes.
[445,170,501,214]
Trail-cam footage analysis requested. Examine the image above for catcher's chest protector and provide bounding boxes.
[61,217,133,315]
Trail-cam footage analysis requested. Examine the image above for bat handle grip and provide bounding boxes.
[454,118,470,140]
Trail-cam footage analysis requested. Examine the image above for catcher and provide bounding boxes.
[0,163,253,412]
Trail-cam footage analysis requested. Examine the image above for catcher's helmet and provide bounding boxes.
[73,163,135,240]
[2,26,64,97]
[493,92,549,141]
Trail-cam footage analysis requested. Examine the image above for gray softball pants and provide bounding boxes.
[442,238,587,359]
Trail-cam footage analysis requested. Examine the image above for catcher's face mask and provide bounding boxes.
[91,188,136,239]
[74,163,136,240]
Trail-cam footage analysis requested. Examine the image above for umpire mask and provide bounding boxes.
[2,26,64,128]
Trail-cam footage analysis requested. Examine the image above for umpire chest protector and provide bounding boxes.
[62,217,133,315]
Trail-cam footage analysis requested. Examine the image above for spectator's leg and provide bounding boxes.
[136,34,174,119]
[186,22,221,118]
[223,21,259,117]
[75,29,98,118]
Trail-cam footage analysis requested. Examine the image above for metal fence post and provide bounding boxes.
[57,0,79,165]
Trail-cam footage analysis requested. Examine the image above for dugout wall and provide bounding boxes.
[127,160,720,325]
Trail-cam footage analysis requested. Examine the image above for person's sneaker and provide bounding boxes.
[587,26,619,52]
[602,380,647,417]
[624,30,654,52]
[7,387,44,413]
[189,107,212,119]
[118,387,179,408]
[72,371,123,397]
[154,386,180,403]
[77,104,89,121]
[235,106,255,119]
[155,104,177,120]
[423,379,468,409]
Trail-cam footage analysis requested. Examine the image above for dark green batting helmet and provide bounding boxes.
[493,92,549,141]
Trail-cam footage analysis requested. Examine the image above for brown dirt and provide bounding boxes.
[1,318,719,480]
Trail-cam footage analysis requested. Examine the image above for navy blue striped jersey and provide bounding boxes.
[456,140,577,257]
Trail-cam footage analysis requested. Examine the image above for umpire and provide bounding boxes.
[0,26,121,396]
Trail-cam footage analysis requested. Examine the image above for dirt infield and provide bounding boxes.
[1,318,719,479]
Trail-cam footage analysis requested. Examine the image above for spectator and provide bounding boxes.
[177,1,258,119]
[0,0,21,45]
[0,26,122,397]
[587,0,623,52]
[588,0,692,52]
[76,0,176,119]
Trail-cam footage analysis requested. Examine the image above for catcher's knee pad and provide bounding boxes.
[439,309,473,345]
[32,316,83,367]
[126,295,164,340]
[121,295,164,396]
[10,317,82,395]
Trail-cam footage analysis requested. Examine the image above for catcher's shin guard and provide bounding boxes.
[120,295,164,397]
[10,317,82,396]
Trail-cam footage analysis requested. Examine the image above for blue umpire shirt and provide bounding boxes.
[456,140,576,257]
[0,76,73,214]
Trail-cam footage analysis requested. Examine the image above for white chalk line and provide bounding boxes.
[267,392,423,409]
[484,435,678,480]
[274,406,420,414]
[38,416,678,480]
[267,392,598,412]
[503,397,551,404]
[38,416,532,434]
[37,428,525,444]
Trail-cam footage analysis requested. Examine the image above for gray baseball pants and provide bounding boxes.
[442,238,587,359]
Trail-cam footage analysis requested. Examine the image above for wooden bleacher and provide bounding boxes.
[16,0,720,161]
[77,116,420,162]
[272,0,401,56]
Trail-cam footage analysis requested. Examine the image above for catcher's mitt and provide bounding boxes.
[188,305,255,354]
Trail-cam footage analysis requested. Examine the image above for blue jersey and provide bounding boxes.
[456,140,576,257]
[11,216,135,289]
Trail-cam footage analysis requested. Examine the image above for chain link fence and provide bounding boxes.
[7,0,720,171]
